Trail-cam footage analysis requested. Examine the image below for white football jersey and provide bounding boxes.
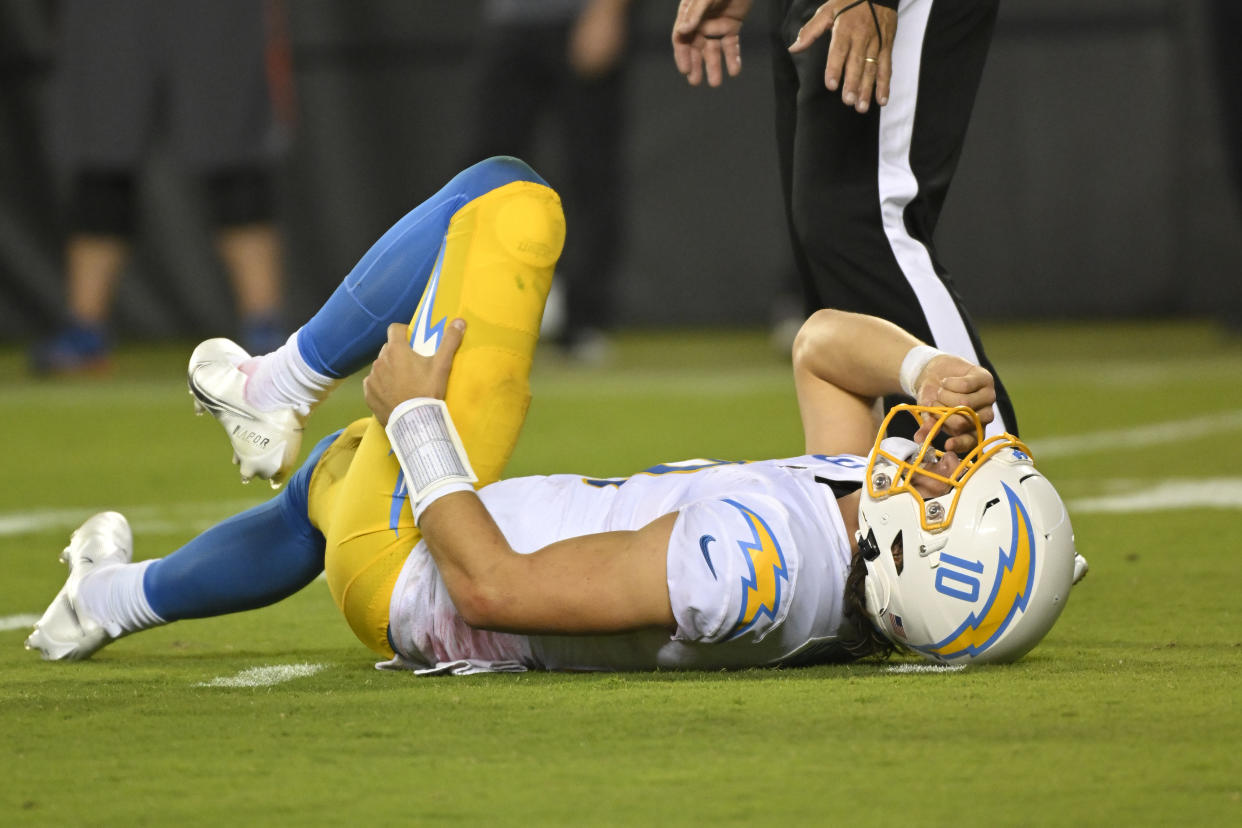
[385,453,869,673]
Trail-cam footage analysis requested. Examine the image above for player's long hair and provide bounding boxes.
[841,553,896,660]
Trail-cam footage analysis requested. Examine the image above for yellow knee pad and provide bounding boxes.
[409,180,565,486]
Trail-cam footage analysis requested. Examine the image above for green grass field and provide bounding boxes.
[2,322,1241,826]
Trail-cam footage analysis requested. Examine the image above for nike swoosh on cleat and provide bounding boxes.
[188,368,254,420]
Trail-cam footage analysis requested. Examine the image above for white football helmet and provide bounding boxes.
[858,405,1076,664]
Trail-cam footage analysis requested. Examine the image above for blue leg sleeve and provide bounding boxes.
[297,156,549,378]
[143,431,340,621]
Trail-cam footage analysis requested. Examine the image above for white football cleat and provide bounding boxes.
[188,338,303,487]
[25,511,133,661]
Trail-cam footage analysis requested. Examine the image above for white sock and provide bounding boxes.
[240,329,338,417]
[76,559,166,638]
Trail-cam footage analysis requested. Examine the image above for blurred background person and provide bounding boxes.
[465,0,633,362]
[4,2,1231,361]
[30,0,294,375]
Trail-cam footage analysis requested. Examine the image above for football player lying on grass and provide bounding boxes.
[26,156,1085,673]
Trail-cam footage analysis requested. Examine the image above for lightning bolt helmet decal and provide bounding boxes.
[918,483,1037,660]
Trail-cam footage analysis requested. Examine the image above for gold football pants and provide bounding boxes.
[305,179,564,655]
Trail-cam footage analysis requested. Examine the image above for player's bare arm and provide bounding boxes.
[364,318,677,637]
[419,496,676,635]
[791,309,996,457]
[788,0,898,112]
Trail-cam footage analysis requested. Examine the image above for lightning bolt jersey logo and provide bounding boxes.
[722,498,789,640]
[408,240,449,356]
[921,483,1037,660]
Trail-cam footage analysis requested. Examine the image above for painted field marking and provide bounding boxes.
[884,664,966,674]
[1,614,40,632]
[1030,409,1242,458]
[196,663,328,688]
[1068,478,1242,513]
[0,500,262,538]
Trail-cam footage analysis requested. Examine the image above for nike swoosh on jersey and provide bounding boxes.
[698,534,718,579]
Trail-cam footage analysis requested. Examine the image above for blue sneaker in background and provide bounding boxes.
[29,321,112,376]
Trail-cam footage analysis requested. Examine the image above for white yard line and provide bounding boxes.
[195,663,328,688]
[0,500,262,538]
[1068,478,1242,513]
[1,614,40,631]
[1029,409,1242,458]
[1002,355,1242,388]
[0,382,185,408]
[883,664,966,674]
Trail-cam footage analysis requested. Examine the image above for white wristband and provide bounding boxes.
[411,480,475,523]
[385,398,477,520]
[899,344,944,398]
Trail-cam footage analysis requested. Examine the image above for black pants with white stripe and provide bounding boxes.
[771,0,1018,437]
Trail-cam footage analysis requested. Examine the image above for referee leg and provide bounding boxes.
[773,0,1017,436]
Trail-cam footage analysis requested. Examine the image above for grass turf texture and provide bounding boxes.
[2,322,1240,826]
